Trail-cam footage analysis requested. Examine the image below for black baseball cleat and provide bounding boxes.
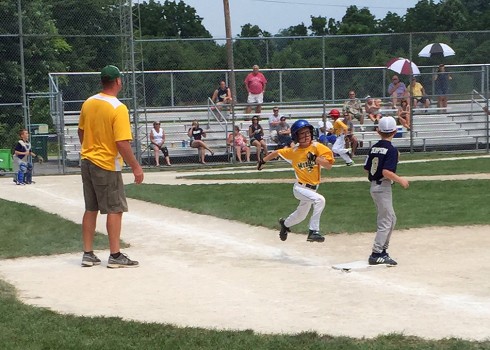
[307,230,325,243]
[278,218,290,241]
[368,252,397,266]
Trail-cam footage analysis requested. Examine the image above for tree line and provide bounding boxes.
[0,0,489,148]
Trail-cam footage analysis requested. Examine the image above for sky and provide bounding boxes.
[177,0,421,38]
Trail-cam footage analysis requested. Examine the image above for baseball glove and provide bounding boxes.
[36,155,44,164]
[257,159,266,171]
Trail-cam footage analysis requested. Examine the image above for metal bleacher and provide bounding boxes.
[62,97,489,165]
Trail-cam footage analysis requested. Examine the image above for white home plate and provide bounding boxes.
[332,260,389,272]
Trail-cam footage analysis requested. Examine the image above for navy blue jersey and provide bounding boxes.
[364,139,398,182]
[14,140,31,160]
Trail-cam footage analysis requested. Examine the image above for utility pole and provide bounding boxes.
[223,0,237,162]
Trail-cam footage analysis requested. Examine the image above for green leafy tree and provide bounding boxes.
[48,0,121,71]
[280,23,308,37]
[0,0,69,145]
[462,0,490,30]
[378,12,405,33]
[338,6,378,34]
[308,16,339,36]
[404,0,439,32]
[234,24,271,69]
[138,0,210,38]
[435,0,469,31]
[309,16,327,36]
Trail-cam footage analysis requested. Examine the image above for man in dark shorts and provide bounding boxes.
[78,65,144,268]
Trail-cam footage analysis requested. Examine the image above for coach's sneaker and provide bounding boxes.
[368,252,397,266]
[307,230,325,243]
[278,218,290,241]
[81,252,101,267]
[107,253,139,268]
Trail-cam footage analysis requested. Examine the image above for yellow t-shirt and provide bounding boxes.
[278,142,335,185]
[333,119,348,136]
[410,82,424,98]
[78,93,132,171]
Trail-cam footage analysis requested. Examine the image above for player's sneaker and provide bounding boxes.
[278,218,290,241]
[81,252,101,267]
[368,252,397,266]
[107,253,139,268]
[307,230,325,243]
[346,161,355,166]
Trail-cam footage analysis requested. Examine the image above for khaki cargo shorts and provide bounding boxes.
[81,159,128,214]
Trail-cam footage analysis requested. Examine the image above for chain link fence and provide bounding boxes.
[1,2,489,174]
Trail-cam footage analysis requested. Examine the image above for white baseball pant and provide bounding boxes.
[332,134,353,163]
[284,183,325,231]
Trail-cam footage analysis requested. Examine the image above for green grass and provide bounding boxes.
[178,156,490,180]
[2,157,490,349]
[0,199,109,259]
[0,279,487,350]
[125,180,490,234]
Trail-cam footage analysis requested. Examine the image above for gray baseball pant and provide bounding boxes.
[370,180,396,253]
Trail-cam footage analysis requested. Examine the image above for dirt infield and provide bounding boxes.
[0,171,489,340]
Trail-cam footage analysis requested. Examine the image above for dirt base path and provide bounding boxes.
[0,172,489,340]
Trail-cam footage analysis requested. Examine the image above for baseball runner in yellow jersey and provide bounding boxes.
[257,120,335,242]
[330,109,354,166]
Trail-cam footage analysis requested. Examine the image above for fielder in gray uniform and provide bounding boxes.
[363,117,409,266]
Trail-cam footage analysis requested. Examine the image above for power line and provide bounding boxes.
[252,0,409,11]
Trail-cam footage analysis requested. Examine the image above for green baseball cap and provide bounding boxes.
[100,65,122,81]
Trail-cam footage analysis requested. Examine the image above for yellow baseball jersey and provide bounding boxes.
[278,141,335,185]
[78,93,132,171]
[333,119,348,136]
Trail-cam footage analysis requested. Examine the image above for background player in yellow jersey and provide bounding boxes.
[78,65,144,268]
[330,109,355,166]
[257,120,335,242]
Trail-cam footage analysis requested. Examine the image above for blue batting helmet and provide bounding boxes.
[291,119,314,142]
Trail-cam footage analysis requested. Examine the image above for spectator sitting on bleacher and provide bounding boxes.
[212,80,232,106]
[227,125,250,163]
[344,116,359,157]
[188,120,214,164]
[317,116,336,147]
[397,99,411,130]
[343,90,365,131]
[408,76,430,109]
[276,116,294,148]
[248,116,268,161]
[364,96,382,125]
[211,80,232,120]
[388,75,409,108]
[268,106,282,142]
[150,121,171,167]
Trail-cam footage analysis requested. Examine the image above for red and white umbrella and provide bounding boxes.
[418,43,455,58]
[386,57,420,75]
